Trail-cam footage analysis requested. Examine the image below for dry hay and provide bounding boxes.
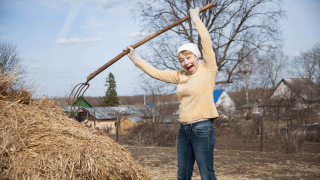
[0,71,151,179]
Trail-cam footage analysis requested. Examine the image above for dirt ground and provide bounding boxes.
[122,139,320,180]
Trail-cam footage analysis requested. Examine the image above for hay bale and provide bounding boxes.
[0,71,151,179]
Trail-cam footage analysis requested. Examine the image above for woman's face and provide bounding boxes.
[178,53,199,75]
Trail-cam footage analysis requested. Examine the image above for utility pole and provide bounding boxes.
[116,112,119,142]
[152,110,155,146]
[260,110,264,152]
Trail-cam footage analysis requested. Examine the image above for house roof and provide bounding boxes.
[148,101,179,107]
[73,97,93,108]
[213,89,225,103]
[126,116,143,123]
[83,106,152,120]
[274,78,318,100]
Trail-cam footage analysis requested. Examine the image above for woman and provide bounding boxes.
[124,7,218,180]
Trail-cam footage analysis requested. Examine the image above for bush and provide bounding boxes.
[281,131,305,154]
[245,114,252,120]
[125,122,179,147]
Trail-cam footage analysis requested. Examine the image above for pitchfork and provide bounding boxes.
[69,3,215,115]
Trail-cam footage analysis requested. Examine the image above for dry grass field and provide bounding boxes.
[123,139,320,180]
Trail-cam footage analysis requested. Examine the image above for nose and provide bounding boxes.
[185,59,191,64]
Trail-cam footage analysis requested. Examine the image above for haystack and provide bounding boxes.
[0,71,151,180]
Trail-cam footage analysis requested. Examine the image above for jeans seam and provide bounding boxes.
[208,127,210,158]
[187,145,192,179]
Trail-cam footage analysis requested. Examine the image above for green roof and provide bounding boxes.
[73,97,93,108]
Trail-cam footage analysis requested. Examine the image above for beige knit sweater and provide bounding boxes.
[135,20,219,123]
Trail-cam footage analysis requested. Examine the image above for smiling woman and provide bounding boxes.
[124,7,219,180]
[177,43,201,75]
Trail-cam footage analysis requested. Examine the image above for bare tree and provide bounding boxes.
[132,0,285,84]
[132,75,179,122]
[236,48,262,104]
[292,42,320,81]
[311,43,320,84]
[259,49,288,88]
[0,41,26,76]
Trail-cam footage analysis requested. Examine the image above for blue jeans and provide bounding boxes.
[177,120,217,180]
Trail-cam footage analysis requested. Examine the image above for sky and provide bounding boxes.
[0,0,319,97]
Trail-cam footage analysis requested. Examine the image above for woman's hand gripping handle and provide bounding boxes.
[123,45,140,64]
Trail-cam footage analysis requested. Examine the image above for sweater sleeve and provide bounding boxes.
[194,20,218,72]
[135,58,181,84]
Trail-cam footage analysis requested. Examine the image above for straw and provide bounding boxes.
[0,70,151,180]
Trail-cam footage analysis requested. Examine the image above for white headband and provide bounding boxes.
[177,43,201,58]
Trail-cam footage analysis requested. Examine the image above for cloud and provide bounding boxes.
[39,21,53,26]
[129,32,148,38]
[56,2,83,40]
[56,37,102,45]
[0,26,6,31]
[294,52,300,56]
[0,36,8,39]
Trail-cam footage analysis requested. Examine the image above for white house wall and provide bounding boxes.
[216,91,236,109]
[271,82,292,99]
[216,91,236,119]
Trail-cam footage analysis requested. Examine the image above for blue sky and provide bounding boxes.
[0,0,319,97]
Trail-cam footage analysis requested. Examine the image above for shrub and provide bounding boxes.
[245,114,252,120]
[125,122,179,147]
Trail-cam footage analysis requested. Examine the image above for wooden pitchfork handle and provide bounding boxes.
[85,2,215,84]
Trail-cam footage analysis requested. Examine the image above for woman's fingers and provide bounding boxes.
[127,45,134,51]
[124,45,134,52]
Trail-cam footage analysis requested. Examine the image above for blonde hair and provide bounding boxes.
[177,50,194,59]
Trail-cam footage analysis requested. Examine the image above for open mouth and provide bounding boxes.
[186,64,193,70]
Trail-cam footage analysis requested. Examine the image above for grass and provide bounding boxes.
[157,146,175,149]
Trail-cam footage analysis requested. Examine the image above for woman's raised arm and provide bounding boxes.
[190,8,217,72]
[124,45,181,84]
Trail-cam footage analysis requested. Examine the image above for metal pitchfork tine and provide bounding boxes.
[69,3,215,117]
[69,83,90,116]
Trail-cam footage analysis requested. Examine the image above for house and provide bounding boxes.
[62,97,93,116]
[270,78,318,105]
[213,89,236,120]
[73,97,93,108]
[253,78,319,119]
[78,106,152,134]
[120,116,144,134]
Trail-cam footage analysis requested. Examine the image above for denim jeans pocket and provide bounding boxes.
[193,125,210,137]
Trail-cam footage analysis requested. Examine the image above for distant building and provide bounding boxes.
[62,97,93,116]
[73,97,93,108]
[213,89,236,120]
[270,78,318,103]
[253,78,319,118]
[78,106,152,134]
